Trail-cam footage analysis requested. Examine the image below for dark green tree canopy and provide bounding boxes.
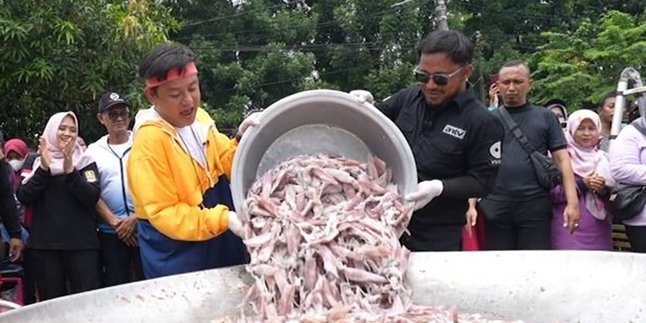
[1,0,644,144]
[0,0,175,144]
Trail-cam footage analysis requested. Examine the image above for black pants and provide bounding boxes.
[479,195,552,250]
[400,224,463,251]
[21,249,37,304]
[625,225,646,253]
[98,232,143,287]
[29,249,101,301]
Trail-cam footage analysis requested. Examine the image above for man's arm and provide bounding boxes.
[372,90,404,121]
[407,115,504,210]
[127,128,230,241]
[0,162,22,239]
[0,162,24,261]
[96,198,120,229]
[441,117,503,198]
[466,198,478,234]
[552,149,580,233]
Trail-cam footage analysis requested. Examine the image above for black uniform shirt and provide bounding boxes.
[488,103,567,200]
[377,86,503,231]
[16,162,101,250]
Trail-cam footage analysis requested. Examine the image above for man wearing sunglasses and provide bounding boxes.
[351,30,503,251]
[86,92,143,286]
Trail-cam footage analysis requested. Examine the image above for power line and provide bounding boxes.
[181,2,289,28]
[190,41,390,52]
[208,61,384,96]
[174,6,407,42]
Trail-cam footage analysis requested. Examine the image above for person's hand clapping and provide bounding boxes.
[62,137,75,174]
[39,136,51,171]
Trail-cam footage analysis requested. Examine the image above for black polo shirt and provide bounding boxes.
[487,103,567,201]
[377,86,503,233]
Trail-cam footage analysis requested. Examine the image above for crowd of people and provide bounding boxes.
[0,43,257,304]
[0,29,643,305]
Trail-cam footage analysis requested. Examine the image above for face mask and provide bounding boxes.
[7,159,24,172]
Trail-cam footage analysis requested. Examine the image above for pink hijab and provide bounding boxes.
[565,109,603,177]
[565,109,614,220]
[27,112,94,179]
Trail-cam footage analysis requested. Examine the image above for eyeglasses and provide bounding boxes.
[105,110,130,121]
[413,66,464,86]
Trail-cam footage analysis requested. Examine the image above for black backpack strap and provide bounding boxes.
[630,119,646,136]
[498,107,538,155]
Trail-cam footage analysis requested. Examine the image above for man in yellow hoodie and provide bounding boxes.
[128,43,258,278]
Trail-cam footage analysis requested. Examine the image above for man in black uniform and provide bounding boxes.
[478,60,580,250]
[351,30,503,251]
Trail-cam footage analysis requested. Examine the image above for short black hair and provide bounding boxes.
[499,59,531,75]
[418,30,473,65]
[597,91,617,109]
[138,43,197,81]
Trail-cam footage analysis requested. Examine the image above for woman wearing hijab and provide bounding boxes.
[16,112,102,300]
[544,99,568,129]
[4,138,29,191]
[550,110,614,250]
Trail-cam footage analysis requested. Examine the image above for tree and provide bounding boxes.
[4,0,644,142]
[450,0,646,102]
[0,0,176,144]
[530,10,646,109]
[165,0,320,129]
[166,0,433,129]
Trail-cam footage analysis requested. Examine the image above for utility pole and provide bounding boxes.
[435,0,449,30]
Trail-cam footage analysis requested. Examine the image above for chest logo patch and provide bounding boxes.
[442,124,466,139]
[83,170,97,183]
[489,141,502,159]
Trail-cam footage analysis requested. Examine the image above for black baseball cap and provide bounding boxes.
[98,92,129,113]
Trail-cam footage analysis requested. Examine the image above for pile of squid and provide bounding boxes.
[236,155,509,322]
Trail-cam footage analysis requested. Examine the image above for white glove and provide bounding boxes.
[349,90,374,104]
[228,211,244,237]
[405,180,444,211]
[236,111,262,139]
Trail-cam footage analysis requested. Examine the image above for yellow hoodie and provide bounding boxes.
[127,107,237,241]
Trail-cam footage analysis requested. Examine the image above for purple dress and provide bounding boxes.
[550,178,613,250]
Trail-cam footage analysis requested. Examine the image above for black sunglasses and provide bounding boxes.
[413,66,464,86]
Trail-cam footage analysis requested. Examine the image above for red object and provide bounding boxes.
[145,61,198,92]
[489,73,499,86]
[22,206,33,228]
[0,276,24,309]
[462,208,487,251]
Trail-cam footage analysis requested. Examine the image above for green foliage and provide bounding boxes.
[531,10,646,109]
[0,0,176,145]
[2,0,646,146]
[167,0,428,127]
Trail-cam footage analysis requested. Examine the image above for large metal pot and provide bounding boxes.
[1,251,644,322]
[231,89,418,212]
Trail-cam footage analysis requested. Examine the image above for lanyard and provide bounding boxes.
[107,143,132,215]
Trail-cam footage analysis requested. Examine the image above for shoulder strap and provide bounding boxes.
[498,107,538,154]
[631,120,646,136]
